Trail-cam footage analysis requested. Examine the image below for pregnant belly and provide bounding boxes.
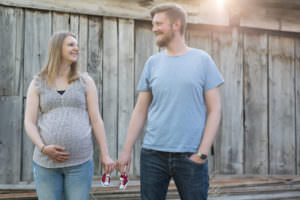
[38,112,93,159]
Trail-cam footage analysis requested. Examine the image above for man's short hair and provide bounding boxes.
[150,3,187,35]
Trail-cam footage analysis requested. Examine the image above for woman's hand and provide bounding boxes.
[101,154,115,174]
[43,145,70,163]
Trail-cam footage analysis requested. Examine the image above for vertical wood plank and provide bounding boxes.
[244,31,268,174]
[0,6,22,96]
[118,18,135,175]
[133,21,159,176]
[22,9,51,181]
[70,14,79,36]
[78,15,88,72]
[212,28,244,174]
[188,28,212,54]
[23,10,51,95]
[88,16,103,175]
[52,11,69,33]
[0,97,22,184]
[102,17,118,176]
[296,38,300,175]
[269,35,295,174]
[15,7,24,97]
[188,28,215,175]
[15,9,25,181]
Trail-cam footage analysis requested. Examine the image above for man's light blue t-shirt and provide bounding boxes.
[137,48,224,153]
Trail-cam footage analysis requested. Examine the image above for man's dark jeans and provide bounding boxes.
[140,148,209,200]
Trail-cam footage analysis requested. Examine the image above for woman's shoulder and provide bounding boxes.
[32,74,46,93]
[79,72,94,83]
[78,72,95,91]
[33,74,43,82]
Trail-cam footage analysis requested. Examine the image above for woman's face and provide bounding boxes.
[61,36,79,63]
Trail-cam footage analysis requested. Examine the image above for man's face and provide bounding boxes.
[152,12,175,47]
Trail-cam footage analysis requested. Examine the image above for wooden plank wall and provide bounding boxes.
[212,28,244,174]
[1,5,300,183]
[296,38,300,175]
[269,36,296,174]
[244,31,268,174]
[0,6,24,184]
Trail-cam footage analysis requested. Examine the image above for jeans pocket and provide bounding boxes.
[184,154,206,166]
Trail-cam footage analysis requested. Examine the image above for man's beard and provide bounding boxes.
[156,30,175,47]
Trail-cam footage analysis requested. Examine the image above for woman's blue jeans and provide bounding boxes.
[140,148,209,200]
[33,159,94,200]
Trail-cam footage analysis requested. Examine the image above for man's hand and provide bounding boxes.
[189,153,206,164]
[43,145,70,163]
[116,151,131,175]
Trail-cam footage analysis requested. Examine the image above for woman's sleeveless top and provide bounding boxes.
[32,73,93,168]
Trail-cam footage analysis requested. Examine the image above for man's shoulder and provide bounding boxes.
[188,48,216,66]
[145,51,163,66]
[189,48,211,58]
[149,51,163,60]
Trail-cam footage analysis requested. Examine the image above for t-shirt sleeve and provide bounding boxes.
[204,55,224,92]
[137,59,152,92]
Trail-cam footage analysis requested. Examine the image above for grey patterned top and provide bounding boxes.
[32,73,93,168]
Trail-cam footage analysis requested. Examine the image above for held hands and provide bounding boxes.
[42,145,70,163]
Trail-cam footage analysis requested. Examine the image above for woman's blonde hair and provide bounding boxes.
[38,32,80,85]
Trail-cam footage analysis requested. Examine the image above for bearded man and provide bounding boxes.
[117,3,224,200]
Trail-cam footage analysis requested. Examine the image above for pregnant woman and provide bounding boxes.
[24,32,114,200]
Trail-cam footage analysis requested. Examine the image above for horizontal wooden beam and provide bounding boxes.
[240,5,300,33]
[240,0,300,10]
[0,0,230,26]
[1,0,300,33]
